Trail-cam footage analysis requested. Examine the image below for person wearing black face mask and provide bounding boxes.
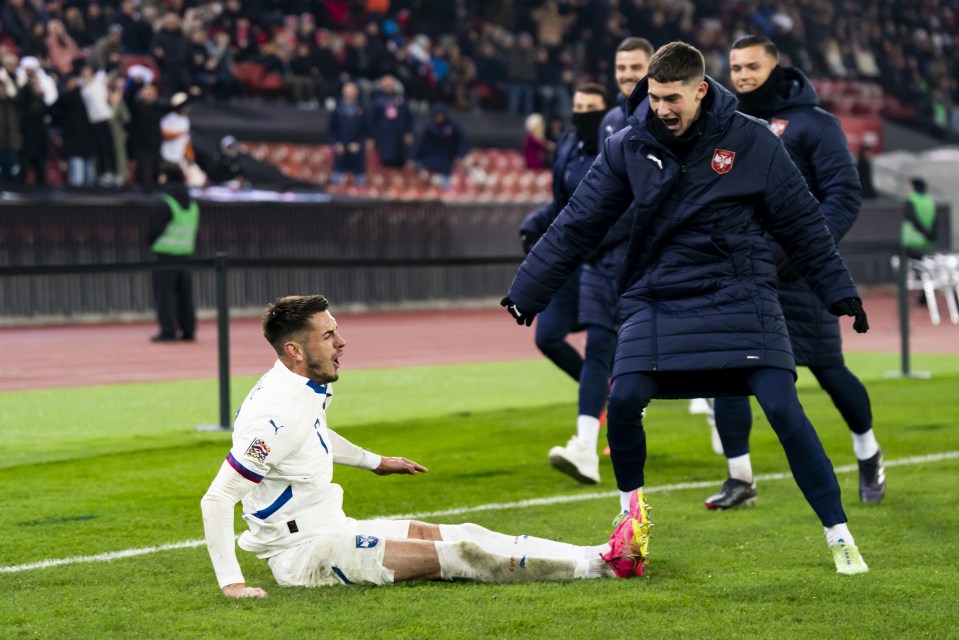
[518,83,624,486]
[701,35,885,513]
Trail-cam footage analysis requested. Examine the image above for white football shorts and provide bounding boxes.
[267,518,412,587]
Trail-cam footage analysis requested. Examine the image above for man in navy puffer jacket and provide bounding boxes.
[501,42,870,575]
[519,82,616,484]
[705,36,886,513]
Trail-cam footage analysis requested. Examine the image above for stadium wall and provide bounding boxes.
[0,198,947,324]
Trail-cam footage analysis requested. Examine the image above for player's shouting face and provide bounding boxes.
[295,311,346,384]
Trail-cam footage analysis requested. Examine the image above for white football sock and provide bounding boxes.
[727,453,753,483]
[852,430,879,460]
[619,488,640,513]
[435,540,593,582]
[439,523,590,561]
[824,523,855,546]
[576,415,601,451]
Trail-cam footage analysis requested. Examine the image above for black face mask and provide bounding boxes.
[572,109,606,154]
[735,64,785,117]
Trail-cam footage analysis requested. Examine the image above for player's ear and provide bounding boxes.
[283,341,303,361]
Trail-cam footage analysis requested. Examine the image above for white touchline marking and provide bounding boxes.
[2,451,957,574]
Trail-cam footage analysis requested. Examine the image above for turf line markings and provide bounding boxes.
[2,450,956,574]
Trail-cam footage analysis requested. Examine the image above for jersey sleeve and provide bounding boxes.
[200,460,257,588]
[226,408,305,482]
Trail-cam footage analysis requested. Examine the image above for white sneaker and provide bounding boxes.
[548,436,600,484]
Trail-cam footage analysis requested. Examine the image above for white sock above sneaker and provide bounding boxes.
[619,488,640,513]
[727,453,753,483]
[576,415,601,452]
[852,430,879,460]
[824,523,855,546]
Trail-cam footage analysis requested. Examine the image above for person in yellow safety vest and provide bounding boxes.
[148,162,200,342]
[902,177,937,260]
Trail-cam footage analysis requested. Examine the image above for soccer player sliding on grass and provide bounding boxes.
[501,42,871,575]
[200,295,649,598]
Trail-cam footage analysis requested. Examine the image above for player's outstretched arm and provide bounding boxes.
[373,456,429,476]
[221,583,268,598]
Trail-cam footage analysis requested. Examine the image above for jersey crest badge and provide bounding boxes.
[711,149,736,174]
[244,438,270,462]
[355,535,380,549]
[769,118,789,136]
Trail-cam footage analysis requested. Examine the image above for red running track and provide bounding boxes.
[1,289,957,392]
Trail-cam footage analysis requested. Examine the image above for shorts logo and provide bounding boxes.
[244,438,270,462]
[769,118,789,136]
[711,149,736,174]
[355,535,379,549]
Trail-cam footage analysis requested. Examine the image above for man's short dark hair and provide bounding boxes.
[617,37,654,57]
[730,34,779,60]
[574,82,611,109]
[647,42,705,85]
[263,295,330,354]
[159,162,185,184]
[910,178,927,193]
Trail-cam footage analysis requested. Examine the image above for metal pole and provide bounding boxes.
[216,252,231,428]
[898,246,910,377]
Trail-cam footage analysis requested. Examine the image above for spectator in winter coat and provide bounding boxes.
[79,65,119,186]
[502,42,872,576]
[411,102,468,189]
[0,54,24,185]
[327,81,370,186]
[45,19,82,77]
[126,81,168,190]
[88,24,124,72]
[703,35,885,512]
[16,64,50,186]
[370,74,414,168]
[57,75,99,187]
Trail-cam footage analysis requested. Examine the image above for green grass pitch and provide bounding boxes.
[1,353,958,639]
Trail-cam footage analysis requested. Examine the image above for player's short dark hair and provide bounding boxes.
[647,41,705,85]
[574,82,611,109]
[263,295,330,354]
[731,34,779,60]
[617,37,654,57]
[910,178,927,193]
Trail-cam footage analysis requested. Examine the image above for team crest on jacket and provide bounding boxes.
[711,149,736,174]
[769,118,789,136]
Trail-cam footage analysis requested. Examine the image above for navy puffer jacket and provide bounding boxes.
[507,77,859,385]
[754,68,862,367]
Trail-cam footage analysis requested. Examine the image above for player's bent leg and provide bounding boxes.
[810,365,885,503]
[606,372,657,506]
[747,368,845,526]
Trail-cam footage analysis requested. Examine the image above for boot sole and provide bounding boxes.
[548,453,599,484]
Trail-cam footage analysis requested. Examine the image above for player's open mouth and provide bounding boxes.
[661,116,680,129]
[333,357,341,369]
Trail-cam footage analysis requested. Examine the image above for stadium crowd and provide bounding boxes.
[0,0,956,188]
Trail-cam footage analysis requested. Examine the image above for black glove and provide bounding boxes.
[829,297,869,334]
[500,296,535,326]
[520,233,540,255]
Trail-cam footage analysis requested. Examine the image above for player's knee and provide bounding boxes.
[607,385,648,426]
[442,522,490,541]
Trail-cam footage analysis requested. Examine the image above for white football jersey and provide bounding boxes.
[226,360,349,557]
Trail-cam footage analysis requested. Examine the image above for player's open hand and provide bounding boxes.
[221,583,268,598]
[373,457,428,476]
